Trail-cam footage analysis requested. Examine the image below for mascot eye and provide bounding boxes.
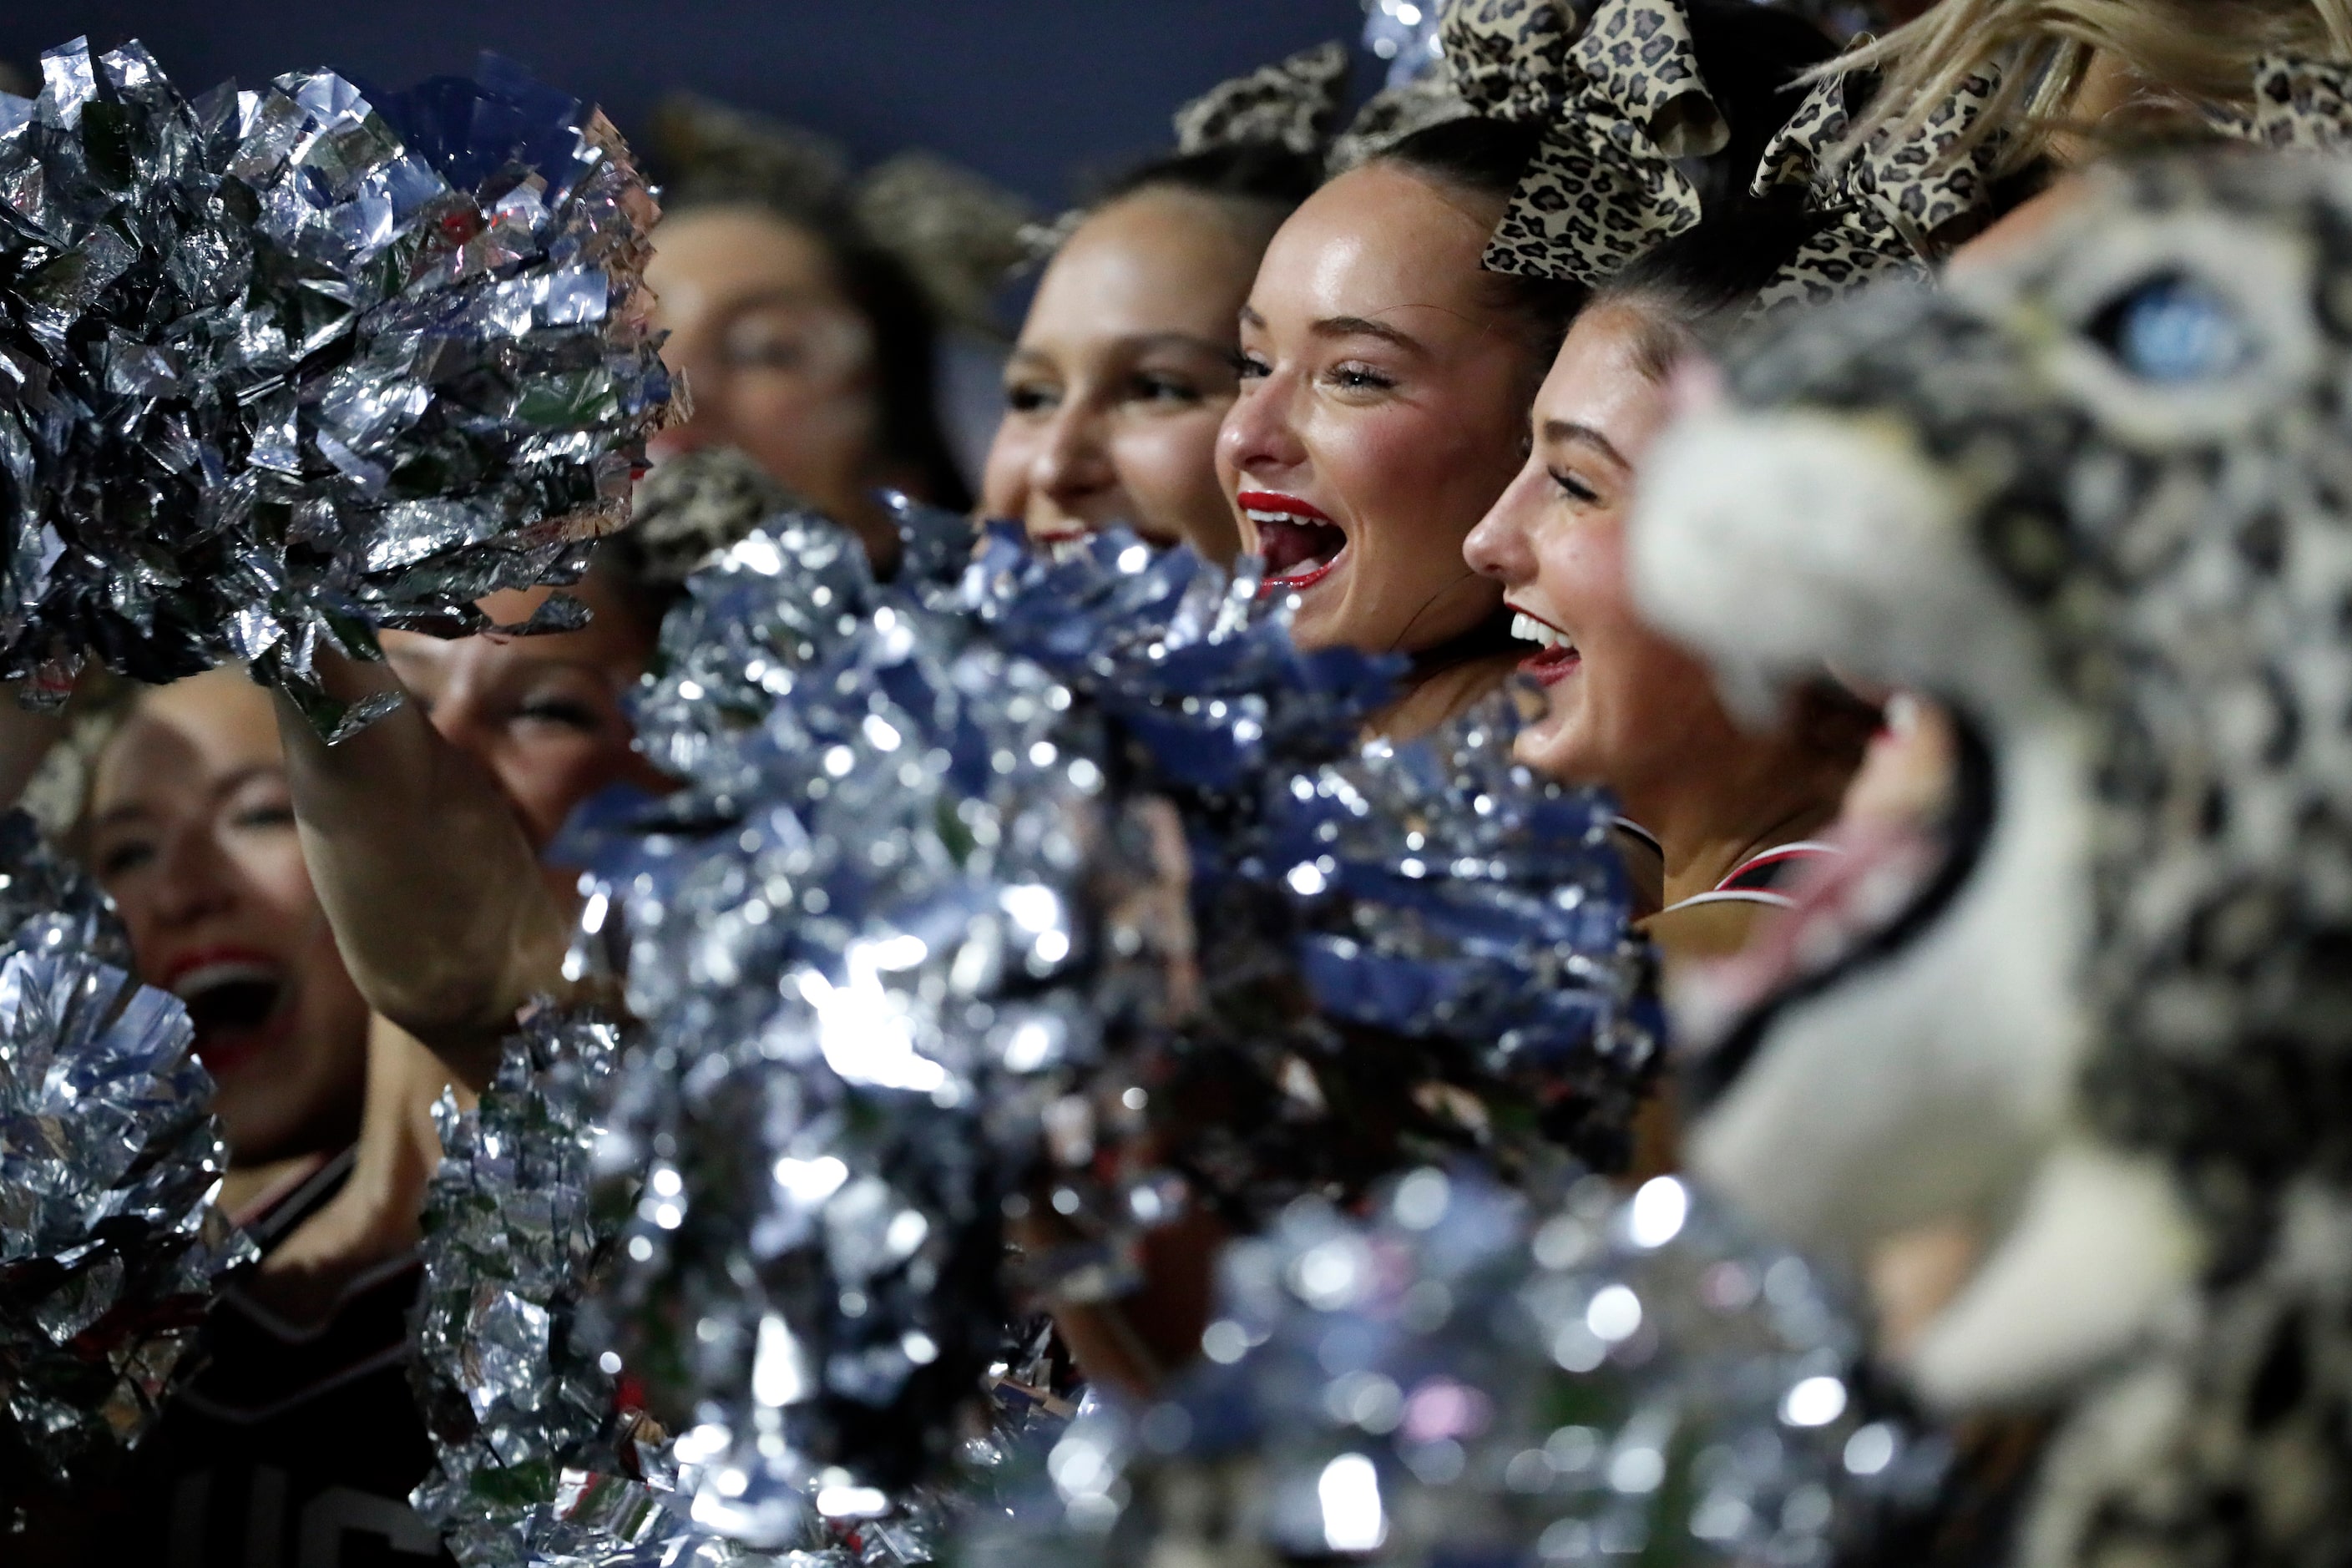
[2089,272,2253,383]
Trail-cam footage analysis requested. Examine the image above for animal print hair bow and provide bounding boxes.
[1743,58,2007,316]
[1446,0,1730,287]
[1171,40,1353,157]
[2208,53,2352,152]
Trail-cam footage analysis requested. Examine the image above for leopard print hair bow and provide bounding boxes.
[1745,61,2006,316]
[2208,53,2352,152]
[1446,0,1729,287]
[1171,40,1353,157]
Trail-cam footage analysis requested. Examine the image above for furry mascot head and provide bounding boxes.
[1633,149,2352,1564]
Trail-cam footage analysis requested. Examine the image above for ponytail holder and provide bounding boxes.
[1450,0,1728,287]
[2210,53,2352,151]
[1745,59,2006,315]
[1171,40,1352,157]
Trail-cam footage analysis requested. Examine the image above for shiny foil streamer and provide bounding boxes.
[580,563,1137,1550]
[410,1002,1043,1566]
[965,526,1658,1228]
[0,805,129,967]
[623,492,980,812]
[1262,695,1663,1176]
[964,1166,1940,1568]
[410,1005,639,1565]
[575,524,1655,1550]
[0,38,670,736]
[0,809,250,1486]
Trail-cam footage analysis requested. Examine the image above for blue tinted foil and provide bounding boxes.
[559,522,1657,1552]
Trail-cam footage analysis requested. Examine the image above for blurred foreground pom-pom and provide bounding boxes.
[0,809,250,1489]
[0,38,672,736]
[965,1165,1931,1568]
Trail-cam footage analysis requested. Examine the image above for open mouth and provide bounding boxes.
[1676,717,1995,1109]
[1030,523,1181,563]
[1239,492,1345,592]
[1507,605,1581,685]
[1030,528,1095,564]
[168,954,291,1079]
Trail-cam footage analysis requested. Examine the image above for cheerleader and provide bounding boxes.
[644,97,1025,574]
[12,670,458,1565]
[983,139,1322,563]
[1463,210,1878,964]
[1217,0,1837,741]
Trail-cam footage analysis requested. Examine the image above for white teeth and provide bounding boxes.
[1245,508,1330,527]
[1511,612,1573,651]
[171,960,281,1002]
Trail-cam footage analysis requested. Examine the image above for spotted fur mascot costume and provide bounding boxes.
[1634,148,2352,1566]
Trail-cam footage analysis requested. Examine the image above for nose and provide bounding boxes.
[1216,369,1307,484]
[1463,462,1544,589]
[151,822,238,931]
[1030,399,1115,516]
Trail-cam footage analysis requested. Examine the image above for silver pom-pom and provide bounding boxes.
[567,524,1658,1555]
[0,810,250,1485]
[582,590,1127,1549]
[0,39,671,734]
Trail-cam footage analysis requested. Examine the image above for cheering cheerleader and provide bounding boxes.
[1464,210,1879,964]
[983,117,1325,560]
[1219,0,1836,741]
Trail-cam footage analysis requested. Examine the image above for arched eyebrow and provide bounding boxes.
[1238,306,1425,357]
[1540,418,1631,471]
[1010,331,1237,368]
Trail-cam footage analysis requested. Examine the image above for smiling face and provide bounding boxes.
[983,187,1282,564]
[645,205,883,528]
[1464,301,1745,817]
[1217,160,1540,654]
[90,670,371,1166]
[380,573,670,855]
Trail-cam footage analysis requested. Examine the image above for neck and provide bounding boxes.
[1373,640,1521,743]
[247,1018,453,1324]
[1634,747,1846,908]
[220,1152,331,1224]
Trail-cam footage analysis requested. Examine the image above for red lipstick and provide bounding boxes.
[1237,491,1347,594]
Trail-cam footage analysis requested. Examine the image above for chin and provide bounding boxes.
[1282,604,1343,653]
[1509,724,1578,787]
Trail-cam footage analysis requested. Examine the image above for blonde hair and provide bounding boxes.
[1834,0,2352,172]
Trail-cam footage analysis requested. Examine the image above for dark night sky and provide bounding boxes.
[0,1,1366,208]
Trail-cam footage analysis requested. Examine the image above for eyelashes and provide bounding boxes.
[1550,468,1601,504]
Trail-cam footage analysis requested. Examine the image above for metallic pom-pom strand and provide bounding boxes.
[410,1004,642,1565]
